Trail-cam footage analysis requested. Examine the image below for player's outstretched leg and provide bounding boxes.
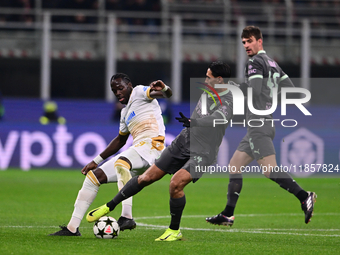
[267,166,317,224]
[87,175,145,223]
[49,225,81,236]
[301,191,317,224]
[86,204,111,223]
[155,228,182,241]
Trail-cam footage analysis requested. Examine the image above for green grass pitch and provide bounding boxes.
[0,169,339,255]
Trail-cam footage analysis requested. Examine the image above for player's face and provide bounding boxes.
[205,68,220,88]
[242,36,263,57]
[111,78,133,105]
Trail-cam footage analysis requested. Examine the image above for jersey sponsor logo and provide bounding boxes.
[248,69,257,75]
[126,111,136,125]
[248,65,253,69]
[268,60,277,68]
[143,86,148,91]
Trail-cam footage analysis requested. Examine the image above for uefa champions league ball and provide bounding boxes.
[93,216,120,239]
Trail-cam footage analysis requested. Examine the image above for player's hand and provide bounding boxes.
[150,80,166,91]
[81,161,98,175]
[175,112,191,127]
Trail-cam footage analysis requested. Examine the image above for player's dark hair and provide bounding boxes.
[111,73,132,86]
[208,61,231,78]
[241,26,263,40]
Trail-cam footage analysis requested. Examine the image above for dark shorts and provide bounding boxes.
[154,142,211,183]
[237,120,276,160]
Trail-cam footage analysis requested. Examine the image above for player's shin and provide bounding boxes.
[68,171,99,232]
[115,159,133,219]
[169,195,186,230]
[269,168,308,202]
[107,175,144,210]
[222,173,243,217]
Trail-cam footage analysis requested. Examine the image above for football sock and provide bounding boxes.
[222,174,243,217]
[169,196,186,230]
[107,176,143,211]
[269,169,308,201]
[222,205,235,218]
[68,171,99,233]
[119,178,133,219]
[296,190,309,202]
[115,159,133,219]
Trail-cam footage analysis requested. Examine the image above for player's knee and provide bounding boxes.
[91,169,107,184]
[114,159,131,174]
[169,179,184,196]
[86,170,101,186]
[138,173,155,186]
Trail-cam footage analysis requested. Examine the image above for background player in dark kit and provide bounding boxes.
[206,26,316,227]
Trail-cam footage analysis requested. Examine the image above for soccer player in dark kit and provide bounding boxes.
[206,26,316,227]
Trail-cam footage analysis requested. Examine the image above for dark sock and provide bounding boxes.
[296,190,309,202]
[222,205,235,218]
[269,169,308,202]
[222,174,243,217]
[169,196,186,230]
[107,176,143,211]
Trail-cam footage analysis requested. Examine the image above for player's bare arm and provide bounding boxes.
[81,133,129,175]
[149,80,172,98]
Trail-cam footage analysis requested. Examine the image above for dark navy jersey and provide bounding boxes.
[172,81,235,164]
[245,50,294,120]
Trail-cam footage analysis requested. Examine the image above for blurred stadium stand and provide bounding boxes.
[1,1,340,172]
[0,0,339,103]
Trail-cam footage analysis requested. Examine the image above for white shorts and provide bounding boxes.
[100,138,164,183]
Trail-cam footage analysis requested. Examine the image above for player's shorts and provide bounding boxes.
[155,142,211,183]
[237,119,276,161]
[100,138,164,183]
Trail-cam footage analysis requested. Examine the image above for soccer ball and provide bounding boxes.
[93,216,120,239]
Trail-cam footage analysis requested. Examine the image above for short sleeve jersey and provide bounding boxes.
[245,50,289,120]
[119,85,165,145]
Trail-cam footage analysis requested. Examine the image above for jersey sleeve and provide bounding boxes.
[278,70,295,88]
[119,113,129,136]
[134,85,154,101]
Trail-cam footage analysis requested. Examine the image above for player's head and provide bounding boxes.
[241,26,263,57]
[205,61,231,88]
[110,73,133,105]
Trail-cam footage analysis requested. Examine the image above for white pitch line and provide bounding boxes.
[1,213,339,238]
[1,225,340,233]
[136,223,340,238]
[134,212,340,220]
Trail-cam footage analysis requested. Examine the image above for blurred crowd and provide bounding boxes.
[0,0,339,29]
[0,0,161,25]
